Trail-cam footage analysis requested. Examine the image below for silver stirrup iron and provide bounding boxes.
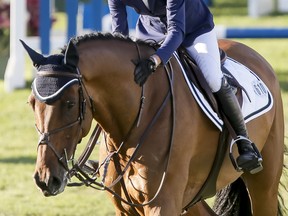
[229,135,263,173]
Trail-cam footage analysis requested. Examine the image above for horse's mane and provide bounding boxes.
[62,32,158,53]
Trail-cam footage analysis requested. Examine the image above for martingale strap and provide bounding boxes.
[72,124,102,172]
[68,60,176,211]
[67,42,177,212]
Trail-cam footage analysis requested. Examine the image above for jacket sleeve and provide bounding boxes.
[156,0,185,64]
[108,0,129,35]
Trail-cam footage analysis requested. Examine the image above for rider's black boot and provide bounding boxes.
[214,77,263,174]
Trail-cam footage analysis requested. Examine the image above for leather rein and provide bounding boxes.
[33,42,177,212]
[67,43,177,212]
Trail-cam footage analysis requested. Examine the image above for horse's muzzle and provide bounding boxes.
[33,170,67,197]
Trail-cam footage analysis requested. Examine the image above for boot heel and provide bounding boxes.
[237,155,263,174]
[250,163,263,174]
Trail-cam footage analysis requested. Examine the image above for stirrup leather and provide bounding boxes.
[229,135,263,173]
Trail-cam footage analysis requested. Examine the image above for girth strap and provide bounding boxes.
[177,48,238,213]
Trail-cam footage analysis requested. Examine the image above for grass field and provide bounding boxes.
[0,1,288,216]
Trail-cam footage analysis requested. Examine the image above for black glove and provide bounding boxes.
[134,58,156,86]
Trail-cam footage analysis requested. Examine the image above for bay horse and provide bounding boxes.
[23,33,286,215]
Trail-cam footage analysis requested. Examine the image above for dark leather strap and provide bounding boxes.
[77,124,102,168]
[177,48,240,213]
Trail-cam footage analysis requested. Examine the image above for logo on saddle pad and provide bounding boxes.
[252,80,268,97]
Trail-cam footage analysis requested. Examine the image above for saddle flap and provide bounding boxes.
[177,47,244,116]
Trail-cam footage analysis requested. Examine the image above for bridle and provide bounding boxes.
[34,70,91,173]
[32,43,177,214]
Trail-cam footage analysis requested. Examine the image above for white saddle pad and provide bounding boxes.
[174,54,274,131]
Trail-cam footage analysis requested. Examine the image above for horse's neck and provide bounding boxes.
[78,40,144,143]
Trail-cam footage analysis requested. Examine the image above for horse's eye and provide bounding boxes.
[66,100,76,109]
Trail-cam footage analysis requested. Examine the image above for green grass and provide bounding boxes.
[211,0,288,26]
[0,86,115,216]
[0,0,288,215]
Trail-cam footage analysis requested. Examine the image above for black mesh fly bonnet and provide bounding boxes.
[32,54,79,104]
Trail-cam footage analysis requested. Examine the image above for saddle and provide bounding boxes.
[178,47,245,112]
[177,47,245,211]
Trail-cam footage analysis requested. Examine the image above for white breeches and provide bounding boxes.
[185,28,223,92]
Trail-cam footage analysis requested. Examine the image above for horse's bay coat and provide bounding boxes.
[25,33,285,216]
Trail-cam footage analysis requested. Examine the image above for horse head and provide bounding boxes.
[23,40,93,196]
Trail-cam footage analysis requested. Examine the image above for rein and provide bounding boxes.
[68,63,175,209]
[66,43,177,212]
[34,42,177,212]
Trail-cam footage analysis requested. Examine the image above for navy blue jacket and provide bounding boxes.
[108,0,214,64]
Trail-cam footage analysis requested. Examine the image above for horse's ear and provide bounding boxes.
[20,39,46,67]
[64,39,79,69]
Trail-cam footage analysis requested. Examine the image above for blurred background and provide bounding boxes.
[0,0,287,215]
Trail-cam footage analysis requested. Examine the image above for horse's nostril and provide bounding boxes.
[34,171,64,196]
[34,172,49,192]
[51,176,62,190]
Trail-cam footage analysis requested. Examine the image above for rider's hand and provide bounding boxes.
[134,57,156,86]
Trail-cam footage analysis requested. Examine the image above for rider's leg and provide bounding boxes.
[185,28,263,174]
[214,77,263,174]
